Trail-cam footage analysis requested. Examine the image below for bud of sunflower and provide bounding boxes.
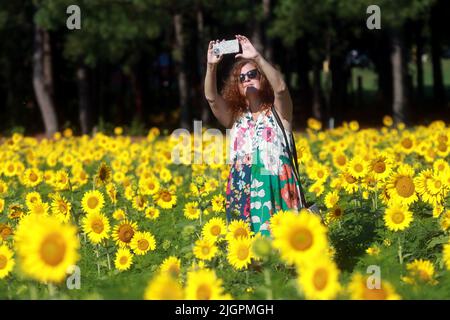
[252,236,272,260]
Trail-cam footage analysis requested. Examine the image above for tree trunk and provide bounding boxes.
[196,7,210,124]
[262,0,273,61]
[173,13,189,129]
[312,64,323,121]
[77,64,91,135]
[415,22,424,102]
[32,24,58,137]
[391,28,408,124]
[430,4,446,107]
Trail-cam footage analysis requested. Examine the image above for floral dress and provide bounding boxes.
[225,106,303,236]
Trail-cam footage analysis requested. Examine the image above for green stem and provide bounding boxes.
[398,235,403,265]
[263,269,273,300]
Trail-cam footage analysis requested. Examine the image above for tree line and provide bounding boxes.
[0,0,449,136]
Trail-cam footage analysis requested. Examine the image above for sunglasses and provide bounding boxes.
[239,69,259,83]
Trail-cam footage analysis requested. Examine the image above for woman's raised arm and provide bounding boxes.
[204,40,235,129]
[235,35,293,127]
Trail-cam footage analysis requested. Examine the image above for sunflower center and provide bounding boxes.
[118,224,134,243]
[40,233,67,266]
[438,143,447,152]
[119,256,128,265]
[29,172,38,182]
[211,225,221,236]
[8,165,14,172]
[391,211,405,224]
[318,171,324,178]
[196,284,212,300]
[91,220,104,234]
[237,246,249,260]
[87,196,99,209]
[0,255,7,269]
[162,192,172,202]
[373,161,386,173]
[346,175,356,184]
[201,246,210,255]
[137,239,149,251]
[334,208,342,217]
[395,176,415,198]
[290,228,313,251]
[402,138,413,149]
[313,268,329,291]
[337,156,346,166]
[435,181,442,189]
[354,164,363,172]
[148,182,155,190]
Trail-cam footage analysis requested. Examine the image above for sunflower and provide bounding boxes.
[28,201,50,216]
[25,191,42,208]
[106,183,118,204]
[22,168,43,187]
[347,156,368,179]
[82,211,110,244]
[324,190,339,209]
[341,171,359,194]
[369,152,393,181]
[50,193,72,223]
[0,223,13,241]
[114,248,133,271]
[113,219,138,247]
[81,190,105,214]
[0,245,14,279]
[160,256,181,277]
[139,178,160,196]
[366,246,381,256]
[0,180,8,196]
[297,257,341,300]
[269,210,296,234]
[211,194,225,213]
[130,231,156,255]
[185,268,229,300]
[397,133,416,154]
[193,238,218,261]
[227,237,253,270]
[14,214,79,283]
[7,204,24,220]
[183,201,201,220]
[202,217,227,242]
[154,189,177,209]
[402,259,437,285]
[385,165,418,206]
[54,170,70,190]
[0,199,5,214]
[144,272,184,300]
[384,204,413,232]
[332,152,348,171]
[347,273,400,300]
[145,206,160,220]
[159,167,172,183]
[226,220,253,241]
[443,242,450,270]
[132,194,148,212]
[95,162,112,186]
[272,209,328,266]
[325,206,344,224]
[112,208,127,221]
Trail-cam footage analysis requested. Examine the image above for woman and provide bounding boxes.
[204,34,303,236]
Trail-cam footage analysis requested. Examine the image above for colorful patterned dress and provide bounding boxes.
[225,106,303,236]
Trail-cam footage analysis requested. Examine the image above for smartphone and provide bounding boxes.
[212,39,240,56]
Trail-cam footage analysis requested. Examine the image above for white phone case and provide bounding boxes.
[213,39,240,56]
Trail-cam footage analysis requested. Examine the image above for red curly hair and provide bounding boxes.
[221,59,274,122]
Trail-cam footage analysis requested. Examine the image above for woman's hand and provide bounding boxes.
[234,34,260,60]
[207,40,224,65]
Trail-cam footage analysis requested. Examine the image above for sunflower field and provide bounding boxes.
[1,117,450,300]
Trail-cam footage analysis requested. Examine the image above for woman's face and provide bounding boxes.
[238,63,261,97]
